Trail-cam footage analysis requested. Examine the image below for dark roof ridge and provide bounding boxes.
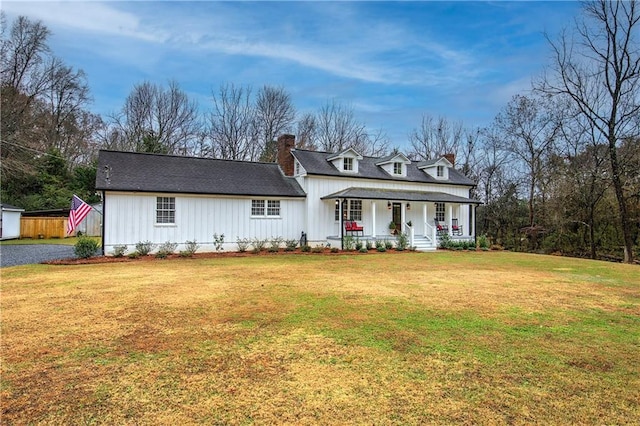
[97,149,283,167]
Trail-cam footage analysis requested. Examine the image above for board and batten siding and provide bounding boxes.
[302,175,473,241]
[103,192,305,255]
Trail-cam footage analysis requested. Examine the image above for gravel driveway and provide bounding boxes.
[0,245,77,267]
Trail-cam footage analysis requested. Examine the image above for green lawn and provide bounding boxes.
[1,251,638,424]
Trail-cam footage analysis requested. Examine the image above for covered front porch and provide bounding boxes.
[321,187,481,251]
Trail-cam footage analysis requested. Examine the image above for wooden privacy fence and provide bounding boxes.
[20,217,68,239]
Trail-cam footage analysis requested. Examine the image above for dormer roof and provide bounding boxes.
[375,152,411,166]
[416,157,453,169]
[326,147,363,161]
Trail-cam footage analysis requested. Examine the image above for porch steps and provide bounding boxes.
[411,236,436,252]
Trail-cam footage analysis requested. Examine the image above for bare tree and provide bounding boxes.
[207,83,260,161]
[295,112,317,150]
[38,58,93,162]
[537,0,640,263]
[493,94,561,231]
[1,14,52,178]
[255,85,296,162]
[109,80,201,155]
[314,99,368,153]
[408,115,463,161]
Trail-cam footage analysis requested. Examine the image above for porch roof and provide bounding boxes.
[320,187,482,204]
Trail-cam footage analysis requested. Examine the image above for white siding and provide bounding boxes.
[1,210,22,240]
[103,192,305,254]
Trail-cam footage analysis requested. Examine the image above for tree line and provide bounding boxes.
[1,2,638,262]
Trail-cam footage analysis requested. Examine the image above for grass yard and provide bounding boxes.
[1,251,638,424]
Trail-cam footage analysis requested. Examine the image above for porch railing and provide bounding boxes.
[402,222,414,247]
[424,221,435,243]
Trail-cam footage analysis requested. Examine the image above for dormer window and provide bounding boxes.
[417,157,452,180]
[343,157,353,171]
[327,148,362,173]
[393,162,402,175]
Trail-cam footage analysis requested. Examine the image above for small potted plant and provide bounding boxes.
[388,221,397,235]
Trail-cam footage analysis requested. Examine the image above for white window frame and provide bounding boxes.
[435,202,445,222]
[349,200,362,221]
[156,196,175,225]
[437,165,444,177]
[251,199,281,218]
[393,162,403,175]
[343,157,353,171]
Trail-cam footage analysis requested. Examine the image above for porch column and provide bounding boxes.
[448,204,453,236]
[422,203,427,237]
[371,201,377,238]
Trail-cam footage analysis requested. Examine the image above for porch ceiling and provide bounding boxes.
[320,187,482,204]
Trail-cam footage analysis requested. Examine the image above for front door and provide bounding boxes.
[392,203,402,233]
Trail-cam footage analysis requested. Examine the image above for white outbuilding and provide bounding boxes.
[1,203,25,240]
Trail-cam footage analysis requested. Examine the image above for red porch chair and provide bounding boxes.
[452,218,463,236]
[344,220,364,236]
[434,219,449,236]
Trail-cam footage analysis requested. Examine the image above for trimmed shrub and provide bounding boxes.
[284,239,298,251]
[135,241,155,256]
[213,233,225,252]
[236,237,251,252]
[180,240,199,257]
[268,236,283,252]
[343,235,356,251]
[396,233,408,251]
[74,236,99,259]
[156,241,178,258]
[252,238,267,253]
[112,244,127,258]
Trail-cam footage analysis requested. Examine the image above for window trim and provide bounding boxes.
[251,199,281,218]
[435,202,445,222]
[156,196,176,225]
[437,165,445,177]
[393,162,403,175]
[343,157,354,171]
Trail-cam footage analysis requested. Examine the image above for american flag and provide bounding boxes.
[68,195,92,235]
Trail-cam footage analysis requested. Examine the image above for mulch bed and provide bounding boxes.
[44,248,416,265]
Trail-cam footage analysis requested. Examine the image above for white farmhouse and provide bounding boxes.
[95,135,479,255]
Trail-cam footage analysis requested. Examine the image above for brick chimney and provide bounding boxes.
[443,153,455,167]
[277,134,296,176]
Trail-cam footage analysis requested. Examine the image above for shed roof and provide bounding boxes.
[95,150,306,198]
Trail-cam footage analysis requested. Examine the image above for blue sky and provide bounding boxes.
[4,1,583,149]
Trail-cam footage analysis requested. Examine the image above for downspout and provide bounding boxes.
[473,204,477,246]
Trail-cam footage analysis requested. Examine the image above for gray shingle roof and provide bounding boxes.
[95,150,306,198]
[320,187,481,204]
[293,149,475,186]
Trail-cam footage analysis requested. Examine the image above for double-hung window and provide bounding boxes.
[343,157,353,171]
[156,197,175,224]
[349,200,362,221]
[437,165,444,177]
[435,202,445,222]
[251,199,280,217]
[393,162,403,175]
